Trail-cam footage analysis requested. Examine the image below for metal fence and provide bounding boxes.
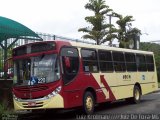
[0,32,96,79]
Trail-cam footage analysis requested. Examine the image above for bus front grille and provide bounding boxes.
[22,102,43,108]
[14,86,48,92]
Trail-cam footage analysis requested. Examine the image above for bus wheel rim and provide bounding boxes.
[86,96,93,111]
[135,89,140,100]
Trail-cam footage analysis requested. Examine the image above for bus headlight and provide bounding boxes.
[13,94,20,101]
[13,86,62,101]
[45,86,62,99]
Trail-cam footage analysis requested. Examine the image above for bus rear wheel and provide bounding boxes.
[133,86,141,103]
[127,86,141,104]
[83,91,95,114]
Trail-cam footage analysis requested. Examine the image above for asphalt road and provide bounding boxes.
[17,91,160,120]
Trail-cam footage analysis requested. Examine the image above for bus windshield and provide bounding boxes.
[13,54,60,86]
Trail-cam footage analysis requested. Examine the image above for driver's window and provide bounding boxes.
[61,47,79,85]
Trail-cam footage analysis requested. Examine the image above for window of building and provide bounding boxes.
[61,47,79,85]
[112,51,126,72]
[98,50,113,72]
[125,53,137,71]
[81,49,98,72]
[146,55,154,71]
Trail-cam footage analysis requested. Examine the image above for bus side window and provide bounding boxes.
[61,47,79,85]
[125,53,137,71]
[136,54,147,71]
[98,50,114,72]
[81,49,98,73]
[112,51,126,72]
[146,55,154,71]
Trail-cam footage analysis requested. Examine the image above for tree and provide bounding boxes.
[140,42,160,82]
[0,48,3,72]
[0,46,13,73]
[115,14,141,48]
[78,0,112,45]
[79,0,141,47]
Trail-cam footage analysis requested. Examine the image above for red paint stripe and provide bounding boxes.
[100,75,116,101]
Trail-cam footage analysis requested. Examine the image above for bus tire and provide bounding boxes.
[130,86,141,104]
[126,86,141,104]
[133,86,141,103]
[83,91,95,115]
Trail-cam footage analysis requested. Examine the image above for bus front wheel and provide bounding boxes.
[83,91,95,114]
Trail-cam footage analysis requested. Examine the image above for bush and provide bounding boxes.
[0,103,8,119]
[0,102,15,119]
[156,67,160,83]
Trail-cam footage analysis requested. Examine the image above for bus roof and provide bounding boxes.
[68,41,153,55]
[13,40,154,55]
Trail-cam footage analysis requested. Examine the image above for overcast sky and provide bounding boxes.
[0,0,160,43]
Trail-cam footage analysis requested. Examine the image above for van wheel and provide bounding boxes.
[83,91,95,114]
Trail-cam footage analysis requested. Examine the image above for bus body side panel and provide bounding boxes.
[136,72,158,95]
[62,72,107,108]
[91,73,117,101]
[111,72,135,100]
[92,72,134,101]
[90,71,158,101]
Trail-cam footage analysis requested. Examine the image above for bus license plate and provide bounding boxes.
[28,102,36,106]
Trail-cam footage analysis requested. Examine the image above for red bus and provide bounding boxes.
[12,40,158,114]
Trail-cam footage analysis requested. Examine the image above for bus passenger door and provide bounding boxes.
[60,46,82,108]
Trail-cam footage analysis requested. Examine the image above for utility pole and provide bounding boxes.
[107,14,112,27]
[106,14,117,46]
[106,14,112,46]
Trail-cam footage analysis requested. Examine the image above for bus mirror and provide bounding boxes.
[64,57,71,68]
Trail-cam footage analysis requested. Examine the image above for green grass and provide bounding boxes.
[159,82,160,88]
[0,103,15,119]
[0,104,18,120]
[0,103,7,119]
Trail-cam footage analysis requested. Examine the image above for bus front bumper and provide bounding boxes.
[13,94,64,110]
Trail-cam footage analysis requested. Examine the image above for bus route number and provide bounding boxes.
[38,77,46,83]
